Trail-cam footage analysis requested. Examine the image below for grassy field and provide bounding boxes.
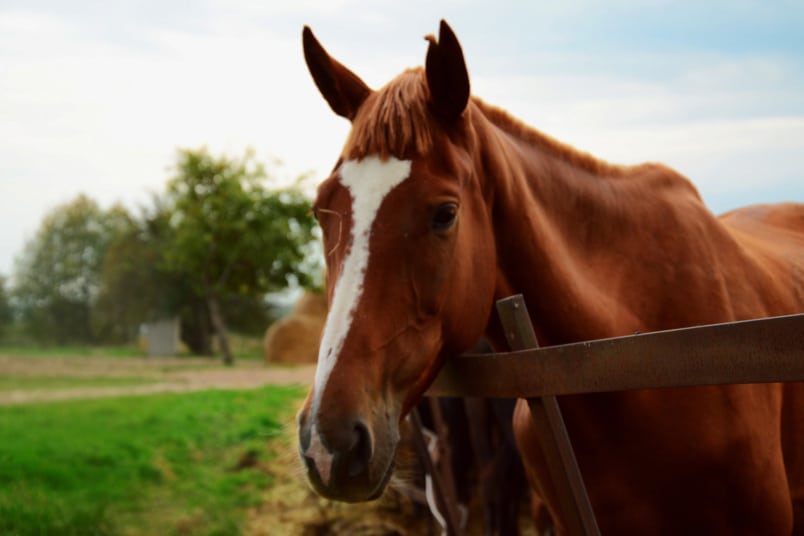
[0,385,304,536]
[0,348,444,536]
[0,331,265,361]
[0,375,159,392]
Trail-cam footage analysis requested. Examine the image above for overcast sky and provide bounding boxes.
[1,1,803,276]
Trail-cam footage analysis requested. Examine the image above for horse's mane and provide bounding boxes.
[343,66,624,177]
[471,98,626,176]
[472,97,625,175]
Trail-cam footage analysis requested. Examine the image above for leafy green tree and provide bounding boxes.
[12,195,130,344]
[94,199,213,352]
[0,275,12,338]
[93,199,178,343]
[161,148,319,364]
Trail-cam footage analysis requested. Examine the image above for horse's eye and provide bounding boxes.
[432,202,458,232]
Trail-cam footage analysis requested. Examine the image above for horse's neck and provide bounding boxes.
[475,109,742,344]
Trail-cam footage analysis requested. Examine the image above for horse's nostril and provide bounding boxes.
[347,420,373,477]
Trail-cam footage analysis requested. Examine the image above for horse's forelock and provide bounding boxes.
[343,68,434,160]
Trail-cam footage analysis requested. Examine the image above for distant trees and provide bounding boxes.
[93,200,182,344]
[12,195,129,344]
[0,275,11,337]
[7,148,321,361]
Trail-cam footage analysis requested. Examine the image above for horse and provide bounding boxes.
[296,20,804,534]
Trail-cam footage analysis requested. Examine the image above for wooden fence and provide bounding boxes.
[420,295,804,535]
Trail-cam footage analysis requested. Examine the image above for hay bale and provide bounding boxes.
[292,291,328,317]
[263,292,327,365]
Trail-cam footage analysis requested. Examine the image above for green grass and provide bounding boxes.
[0,375,158,392]
[0,386,305,535]
[0,345,146,359]
[0,332,265,361]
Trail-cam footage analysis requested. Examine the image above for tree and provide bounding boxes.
[94,199,213,353]
[0,275,12,338]
[12,195,130,344]
[161,148,319,364]
[93,199,181,343]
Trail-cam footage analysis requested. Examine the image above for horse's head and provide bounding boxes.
[297,21,498,502]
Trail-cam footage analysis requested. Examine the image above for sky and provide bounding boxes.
[1,1,803,277]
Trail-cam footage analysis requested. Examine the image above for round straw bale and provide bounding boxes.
[263,292,327,364]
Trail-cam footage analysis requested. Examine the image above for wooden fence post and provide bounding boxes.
[496,295,601,536]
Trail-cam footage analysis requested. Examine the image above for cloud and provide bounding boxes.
[470,48,804,213]
[1,2,802,275]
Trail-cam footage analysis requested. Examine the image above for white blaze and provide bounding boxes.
[304,424,334,485]
[312,155,412,411]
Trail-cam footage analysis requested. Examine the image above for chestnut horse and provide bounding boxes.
[296,20,804,534]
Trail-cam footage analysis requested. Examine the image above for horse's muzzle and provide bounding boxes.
[298,412,396,502]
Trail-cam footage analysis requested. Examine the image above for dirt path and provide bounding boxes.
[0,355,315,405]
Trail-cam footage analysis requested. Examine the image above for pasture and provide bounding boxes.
[0,352,437,535]
[0,371,300,534]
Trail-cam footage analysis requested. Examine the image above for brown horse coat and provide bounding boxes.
[297,20,804,534]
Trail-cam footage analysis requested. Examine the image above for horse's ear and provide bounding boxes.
[425,20,470,122]
[303,26,371,121]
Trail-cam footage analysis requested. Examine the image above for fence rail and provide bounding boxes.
[427,312,804,399]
